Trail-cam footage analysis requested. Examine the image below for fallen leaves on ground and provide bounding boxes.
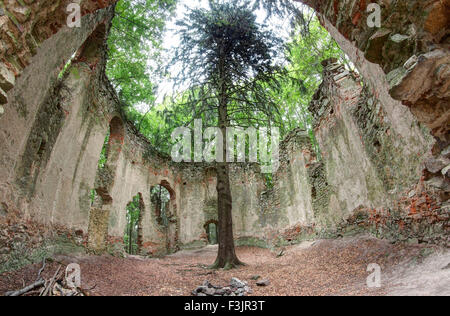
[0,235,443,296]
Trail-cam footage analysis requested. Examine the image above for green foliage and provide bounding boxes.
[272,16,351,152]
[98,131,110,170]
[106,0,177,107]
[206,223,218,244]
[173,1,283,87]
[58,54,75,80]
[250,0,309,31]
[264,173,274,189]
[0,236,86,274]
[110,2,350,163]
[89,188,97,206]
[168,0,287,159]
[124,194,143,255]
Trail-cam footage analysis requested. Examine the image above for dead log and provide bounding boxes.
[4,279,45,297]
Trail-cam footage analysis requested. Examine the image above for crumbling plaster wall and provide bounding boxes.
[311,62,392,217]
[0,0,448,261]
[256,130,317,245]
[104,129,182,254]
[0,2,185,255]
[175,163,266,249]
[0,23,270,254]
[0,7,114,221]
[0,0,117,105]
[296,0,449,141]
[250,56,447,246]
[306,59,448,244]
[27,62,107,230]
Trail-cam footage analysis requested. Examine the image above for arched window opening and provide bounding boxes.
[107,116,124,164]
[97,116,123,170]
[98,130,110,170]
[151,185,171,227]
[76,23,107,64]
[124,193,144,255]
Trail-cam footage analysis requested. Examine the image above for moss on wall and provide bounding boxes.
[236,237,268,248]
[203,199,218,222]
[308,163,332,225]
[87,208,110,253]
[351,87,428,197]
[15,82,67,200]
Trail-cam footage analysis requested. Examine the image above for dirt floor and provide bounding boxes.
[0,235,448,296]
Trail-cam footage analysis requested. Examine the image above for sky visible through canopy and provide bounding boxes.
[141,0,304,111]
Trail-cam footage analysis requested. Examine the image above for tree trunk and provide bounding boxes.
[211,160,244,269]
[210,56,244,269]
[128,221,132,254]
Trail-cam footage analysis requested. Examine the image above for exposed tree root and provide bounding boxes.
[209,256,246,270]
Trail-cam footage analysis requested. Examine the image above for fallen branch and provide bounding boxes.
[39,280,48,296]
[4,279,45,297]
[35,258,46,282]
[41,265,61,296]
[4,264,90,297]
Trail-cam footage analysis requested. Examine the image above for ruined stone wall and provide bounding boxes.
[250,57,448,247]
[306,59,448,244]
[0,5,120,267]
[0,3,181,256]
[103,128,181,255]
[171,0,450,249]
[292,3,449,245]
[296,0,449,141]
[0,6,114,221]
[0,1,269,254]
[255,130,317,245]
[0,0,448,265]
[175,163,266,249]
[0,0,117,106]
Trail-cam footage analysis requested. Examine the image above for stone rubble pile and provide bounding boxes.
[192,278,253,296]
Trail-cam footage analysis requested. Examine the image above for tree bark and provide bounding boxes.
[128,220,132,254]
[211,159,244,269]
[210,53,244,269]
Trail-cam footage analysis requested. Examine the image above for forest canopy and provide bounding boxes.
[106,0,349,157]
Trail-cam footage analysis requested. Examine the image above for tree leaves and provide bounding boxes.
[170,1,285,131]
[111,1,350,161]
[106,0,177,107]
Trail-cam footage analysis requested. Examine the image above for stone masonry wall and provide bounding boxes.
[0,2,269,255]
[0,0,117,106]
[257,130,317,246]
[0,1,448,267]
[173,163,267,249]
[296,0,449,141]
[307,59,448,245]
[0,7,114,222]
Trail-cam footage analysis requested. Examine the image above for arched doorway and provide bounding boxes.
[204,220,219,245]
[207,223,218,244]
[124,193,144,255]
[150,180,178,253]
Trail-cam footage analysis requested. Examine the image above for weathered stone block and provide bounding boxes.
[0,63,15,91]
[0,88,7,104]
[426,157,450,174]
